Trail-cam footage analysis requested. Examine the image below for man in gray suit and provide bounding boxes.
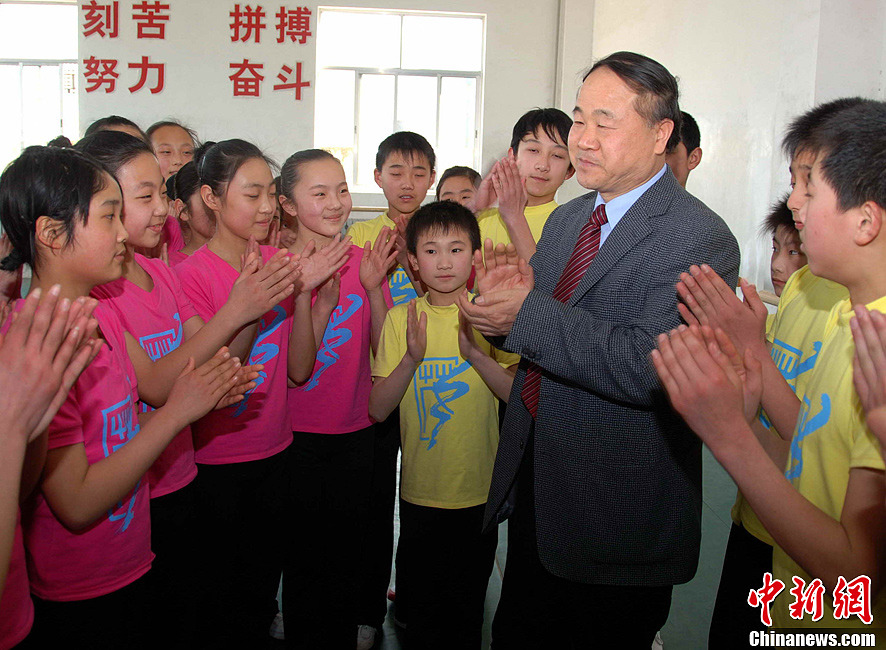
[460,52,740,648]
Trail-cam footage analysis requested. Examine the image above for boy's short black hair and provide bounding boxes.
[510,108,573,157]
[406,200,481,255]
[810,101,886,212]
[781,97,867,159]
[436,166,481,200]
[761,193,794,237]
[375,131,436,172]
[678,111,700,152]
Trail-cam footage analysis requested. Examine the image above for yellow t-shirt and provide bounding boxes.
[477,201,558,249]
[372,296,520,509]
[731,267,849,546]
[771,295,886,629]
[347,212,418,306]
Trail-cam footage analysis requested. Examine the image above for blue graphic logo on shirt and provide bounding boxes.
[760,338,823,430]
[138,313,183,361]
[233,305,287,416]
[390,267,418,306]
[785,392,831,481]
[412,356,471,450]
[101,394,141,532]
[303,293,363,391]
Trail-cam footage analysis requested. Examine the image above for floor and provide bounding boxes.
[271,447,736,650]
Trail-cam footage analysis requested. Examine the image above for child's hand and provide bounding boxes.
[167,348,242,423]
[159,242,169,266]
[293,235,351,293]
[0,286,102,443]
[214,363,263,410]
[315,273,341,315]
[406,299,427,364]
[360,226,399,291]
[474,239,534,296]
[676,265,769,357]
[457,310,479,362]
[651,325,753,453]
[240,235,263,271]
[228,249,300,323]
[851,306,886,447]
[468,163,499,214]
[390,215,410,271]
[698,325,763,424]
[495,153,528,224]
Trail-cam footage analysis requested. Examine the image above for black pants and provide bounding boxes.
[492,439,673,650]
[24,572,153,649]
[356,411,400,630]
[192,449,289,649]
[396,500,498,650]
[709,522,773,648]
[283,427,375,650]
[147,479,201,649]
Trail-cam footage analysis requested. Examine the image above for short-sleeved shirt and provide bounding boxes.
[92,254,199,497]
[771,295,886,628]
[372,296,519,508]
[732,267,848,546]
[476,201,558,249]
[348,212,419,306]
[176,245,294,464]
[25,304,153,601]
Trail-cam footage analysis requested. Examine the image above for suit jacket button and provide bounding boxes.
[525,348,536,359]
[519,439,525,450]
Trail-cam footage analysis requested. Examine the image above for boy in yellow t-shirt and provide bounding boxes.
[655,100,886,635]
[475,108,574,261]
[369,201,518,649]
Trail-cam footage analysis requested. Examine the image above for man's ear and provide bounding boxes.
[200,185,222,215]
[856,200,885,246]
[654,119,675,155]
[687,147,703,172]
[35,216,65,251]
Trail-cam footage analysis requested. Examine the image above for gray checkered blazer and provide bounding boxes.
[485,169,740,587]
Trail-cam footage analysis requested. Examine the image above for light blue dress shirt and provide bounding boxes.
[594,164,668,248]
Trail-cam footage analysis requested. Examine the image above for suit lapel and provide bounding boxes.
[567,173,676,305]
[541,194,597,294]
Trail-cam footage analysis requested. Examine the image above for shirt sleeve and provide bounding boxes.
[176,263,218,323]
[46,384,86,450]
[372,308,405,378]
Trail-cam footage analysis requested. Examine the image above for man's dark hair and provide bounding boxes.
[436,166,481,200]
[406,200,481,255]
[510,108,573,160]
[678,111,700,152]
[83,115,149,143]
[585,51,681,153]
[811,101,886,212]
[375,131,436,172]
[781,98,867,160]
[761,193,794,237]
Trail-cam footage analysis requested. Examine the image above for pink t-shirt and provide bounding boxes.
[91,254,199,498]
[167,249,189,267]
[0,512,33,650]
[24,303,153,601]
[176,245,294,464]
[288,245,389,434]
[163,213,185,254]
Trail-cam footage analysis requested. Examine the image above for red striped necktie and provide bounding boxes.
[520,203,608,418]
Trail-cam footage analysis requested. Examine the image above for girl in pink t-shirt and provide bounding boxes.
[167,159,216,266]
[279,149,396,648]
[174,139,349,647]
[77,131,303,647]
[0,146,243,649]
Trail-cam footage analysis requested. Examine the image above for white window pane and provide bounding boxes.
[436,77,478,175]
[401,16,483,72]
[0,5,77,60]
[315,68,356,185]
[21,65,62,148]
[396,76,437,150]
[357,74,394,186]
[0,66,23,171]
[318,11,400,69]
[61,63,79,143]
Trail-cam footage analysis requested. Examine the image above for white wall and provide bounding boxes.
[78,0,566,209]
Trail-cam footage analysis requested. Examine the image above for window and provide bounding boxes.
[314,8,485,191]
[0,2,79,171]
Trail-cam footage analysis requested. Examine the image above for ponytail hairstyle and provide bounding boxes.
[74,130,155,178]
[0,146,111,272]
[198,139,275,199]
[279,149,338,201]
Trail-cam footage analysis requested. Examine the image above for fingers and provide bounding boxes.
[851,307,885,406]
[482,239,496,271]
[739,279,769,320]
[676,301,701,327]
[701,264,739,303]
